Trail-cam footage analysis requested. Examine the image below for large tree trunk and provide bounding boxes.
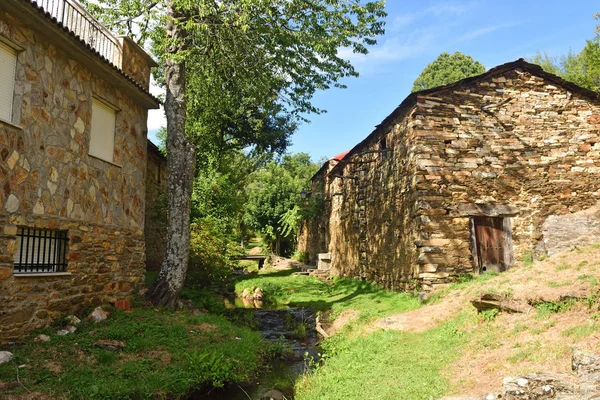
[145,1,196,307]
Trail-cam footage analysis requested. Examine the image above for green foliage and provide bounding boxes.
[530,38,600,91]
[292,251,309,263]
[412,52,486,92]
[244,153,320,255]
[522,252,534,267]
[536,299,578,318]
[478,308,499,322]
[187,219,243,288]
[0,306,265,398]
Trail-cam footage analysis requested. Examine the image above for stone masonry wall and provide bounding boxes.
[0,10,149,341]
[300,109,421,291]
[412,68,600,289]
[145,143,167,270]
[300,64,600,292]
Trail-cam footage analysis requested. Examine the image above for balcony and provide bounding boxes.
[35,0,121,66]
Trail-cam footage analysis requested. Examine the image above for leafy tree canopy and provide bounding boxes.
[529,13,600,92]
[243,153,319,255]
[412,52,486,92]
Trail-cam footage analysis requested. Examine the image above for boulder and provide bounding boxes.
[503,373,576,399]
[34,334,51,343]
[260,389,284,400]
[0,351,13,365]
[572,350,600,375]
[66,315,81,325]
[88,307,109,323]
[56,325,76,336]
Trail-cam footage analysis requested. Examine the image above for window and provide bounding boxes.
[13,228,69,274]
[379,138,388,161]
[0,41,17,122]
[89,98,116,162]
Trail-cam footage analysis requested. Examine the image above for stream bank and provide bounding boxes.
[191,305,319,400]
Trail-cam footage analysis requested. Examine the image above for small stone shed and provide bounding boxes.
[298,59,600,291]
[0,0,160,341]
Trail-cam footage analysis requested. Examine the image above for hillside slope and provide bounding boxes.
[370,244,600,396]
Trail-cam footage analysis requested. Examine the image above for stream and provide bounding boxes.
[190,302,320,400]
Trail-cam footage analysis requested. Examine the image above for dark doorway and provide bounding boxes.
[473,216,513,273]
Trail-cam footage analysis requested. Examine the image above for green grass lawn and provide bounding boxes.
[234,268,472,400]
[234,268,421,320]
[0,304,266,399]
[296,316,468,400]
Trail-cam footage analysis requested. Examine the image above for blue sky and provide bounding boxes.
[147,1,599,161]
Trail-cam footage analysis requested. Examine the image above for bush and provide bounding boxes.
[188,218,243,288]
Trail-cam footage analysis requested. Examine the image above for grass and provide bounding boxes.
[296,316,469,400]
[234,268,421,320]
[0,304,266,399]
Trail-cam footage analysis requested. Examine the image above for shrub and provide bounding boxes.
[188,218,243,288]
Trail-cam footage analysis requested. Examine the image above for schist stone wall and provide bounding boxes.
[0,9,152,341]
[299,61,600,292]
[145,142,167,271]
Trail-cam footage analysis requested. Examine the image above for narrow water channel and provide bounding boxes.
[190,304,319,400]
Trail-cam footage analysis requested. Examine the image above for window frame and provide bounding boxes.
[13,227,69,275]
[0,38,19,124]
[89,96,119,164]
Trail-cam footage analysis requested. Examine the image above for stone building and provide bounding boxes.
[145,140,167,271]
[0,0,160,341]
[298,59,600,292]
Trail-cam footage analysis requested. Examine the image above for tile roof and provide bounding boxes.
[24,0,160,106]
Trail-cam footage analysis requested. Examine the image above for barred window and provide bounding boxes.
[13,228,69,274]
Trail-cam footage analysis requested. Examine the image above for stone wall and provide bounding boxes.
[300,62,600,291]
[118,36,155,91]
[145,141,167,270]
[299,107,421,291]
[412,68,600,289]
[0,9,150,341]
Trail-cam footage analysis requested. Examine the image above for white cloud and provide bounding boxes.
[338,32,436,74]
[459,22,519,41]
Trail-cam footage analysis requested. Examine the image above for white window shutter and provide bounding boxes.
[89,99,116,162]
[0,42,16,122]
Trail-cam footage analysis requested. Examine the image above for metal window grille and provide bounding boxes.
[13,228,69,274]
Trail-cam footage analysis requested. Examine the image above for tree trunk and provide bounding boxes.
[145,1,196,307]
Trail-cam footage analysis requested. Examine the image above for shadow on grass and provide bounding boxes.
[234,269,420,316]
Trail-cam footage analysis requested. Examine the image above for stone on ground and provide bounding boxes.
[89,306,109,323]
[0,351,13,365]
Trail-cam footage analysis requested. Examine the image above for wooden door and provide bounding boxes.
[474,217,506,273]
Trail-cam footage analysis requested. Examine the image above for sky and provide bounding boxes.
[147,0,599,161]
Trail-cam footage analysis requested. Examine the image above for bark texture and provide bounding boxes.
[146,2,196,307]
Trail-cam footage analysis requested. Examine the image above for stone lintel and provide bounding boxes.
[454,203,520,217]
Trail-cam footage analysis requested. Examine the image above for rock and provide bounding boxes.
[254,288,264,300]
[471,293,535,314]
[503,373,575,399]
[536,204,600,257]
[573,350,600,375]
[57,325,76,335]
[242,288,250,298]
[94,339,125,352]
[88,307,109,323]
[34,334,50,343]
[0,351,13,365]
[66,315,81,325]
[260,389,284,400]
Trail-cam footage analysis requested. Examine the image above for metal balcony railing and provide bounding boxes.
[34,0,121,66]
